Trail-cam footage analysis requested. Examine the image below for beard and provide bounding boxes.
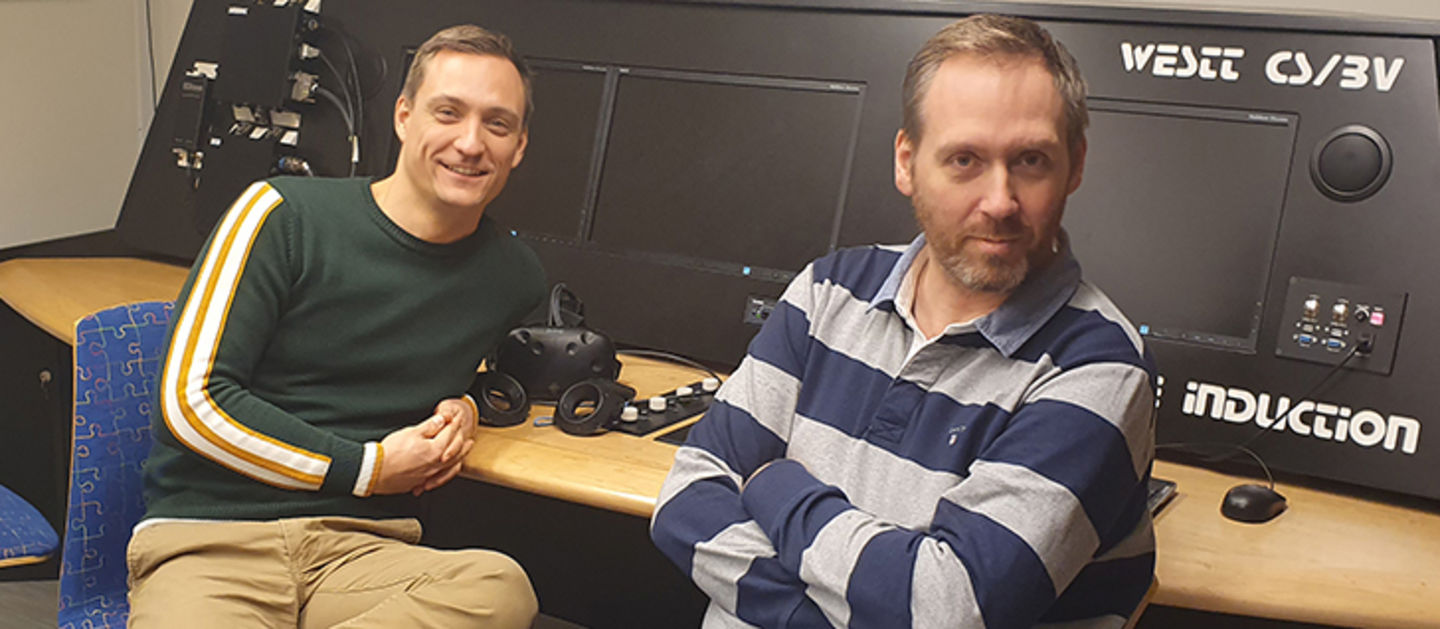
[913,191,1033,295]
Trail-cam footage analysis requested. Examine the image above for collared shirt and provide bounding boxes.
[653,238,1156,629]
[879,233,1083,361]
[892,246,976,363]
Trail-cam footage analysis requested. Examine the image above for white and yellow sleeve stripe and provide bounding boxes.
[159,181,334,492]
[353,442,384,497]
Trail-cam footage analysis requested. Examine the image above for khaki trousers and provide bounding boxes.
[127,517,538,628]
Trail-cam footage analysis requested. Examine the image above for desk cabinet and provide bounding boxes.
[0,302,73,579]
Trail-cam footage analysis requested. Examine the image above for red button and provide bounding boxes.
[1370,311,1386,327]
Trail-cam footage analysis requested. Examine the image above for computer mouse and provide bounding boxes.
[1221,483,1287,523]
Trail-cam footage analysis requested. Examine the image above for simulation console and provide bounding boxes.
[116,0,1440,502]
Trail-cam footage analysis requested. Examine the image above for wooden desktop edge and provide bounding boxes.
[3,257,1437,626]
[460,354,705,519]
[0,257,190,344]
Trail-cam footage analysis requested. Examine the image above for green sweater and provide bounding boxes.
[143,177,545,521]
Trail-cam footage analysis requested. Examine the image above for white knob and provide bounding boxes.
[676,386,694,397]
[649,396,668,412]
[620,406,639,422]
[701,377,720,392]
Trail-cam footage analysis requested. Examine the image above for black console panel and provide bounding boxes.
[117,0,1440,500]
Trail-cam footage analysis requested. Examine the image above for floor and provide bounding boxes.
[1,578,1338,628]
[0,580,585,629]
[0,580,57,629]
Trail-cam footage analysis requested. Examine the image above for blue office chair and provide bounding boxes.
[0,483,59,569]
[58,301,172,629]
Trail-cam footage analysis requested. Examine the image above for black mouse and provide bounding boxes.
[1221,483,1287,523]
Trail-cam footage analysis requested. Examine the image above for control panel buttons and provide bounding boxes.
[620,406,639,423]
[701,377,720,393]
[649,396,668,412]
[1278,277,1405,376]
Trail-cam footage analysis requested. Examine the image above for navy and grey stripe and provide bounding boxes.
[652,236,1155,628]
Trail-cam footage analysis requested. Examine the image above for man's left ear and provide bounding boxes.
[511,129,528,168]
[894,128,916,197]
[394,95,411,143]
[1067,137,1087,195]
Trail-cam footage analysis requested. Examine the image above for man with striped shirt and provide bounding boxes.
[651,15,1156,628]
[128,25,544,627]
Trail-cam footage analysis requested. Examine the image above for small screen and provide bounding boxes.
[588,70,862,277]
[1066,100,1297,352]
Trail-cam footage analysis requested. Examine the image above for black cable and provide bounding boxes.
[1158,342,1363,490]
[338,34,364,175]
[1231,342,1361,453]
[1158,442,1275,488]
[617,349,720,381]
[314,86,354,140]
[316,48,360,176]
[316,51,354,125]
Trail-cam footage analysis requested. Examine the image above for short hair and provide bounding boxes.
[902,14,1088,151]
[401,24,534,127]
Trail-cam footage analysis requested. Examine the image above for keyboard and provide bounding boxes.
[1148,477,1178,515]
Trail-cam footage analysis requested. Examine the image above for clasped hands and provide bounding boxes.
[373,397,479,496]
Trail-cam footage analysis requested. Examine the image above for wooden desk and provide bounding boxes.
[5,257,1440,627]
[460,355,704,518]
[0,257,189,343]
[1150,460,1440,628]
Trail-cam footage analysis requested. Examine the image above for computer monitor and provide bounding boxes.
[586,68,862,279]
[1067,99,1298,353]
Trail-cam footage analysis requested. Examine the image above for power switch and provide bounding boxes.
[1370,309,1386,327]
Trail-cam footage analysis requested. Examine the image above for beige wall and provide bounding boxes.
[150,0,194,99]
[0,0,153,249]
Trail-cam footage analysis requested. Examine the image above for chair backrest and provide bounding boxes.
[59,301,173,629]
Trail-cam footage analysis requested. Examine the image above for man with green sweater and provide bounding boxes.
[127,25,546,628]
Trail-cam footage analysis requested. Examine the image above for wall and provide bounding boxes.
[149,0,194,97]
[0,0,153,250]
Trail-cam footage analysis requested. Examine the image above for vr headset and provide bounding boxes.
[469,285,637,436]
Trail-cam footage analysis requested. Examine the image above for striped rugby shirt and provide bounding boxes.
[651,235,1156,628]
[142,177,544,521]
